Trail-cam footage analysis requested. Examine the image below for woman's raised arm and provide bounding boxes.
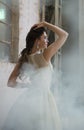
[36,21,69,62]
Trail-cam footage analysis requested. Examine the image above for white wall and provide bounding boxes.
[79,0,84,102]
[19,0,40,54]
[59,0,84,130]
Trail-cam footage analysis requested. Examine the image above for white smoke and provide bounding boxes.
[0,61,84,130]
[51,64,84,130]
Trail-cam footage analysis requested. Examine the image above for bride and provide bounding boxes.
[2,21,68,130]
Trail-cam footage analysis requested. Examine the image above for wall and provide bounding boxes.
[59,0,84,129]
[79,0,84,103]
[19,0,40,54]
[62,0,79,89]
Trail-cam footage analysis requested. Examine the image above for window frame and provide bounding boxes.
[40,0,62,69]
[0,0,19,63]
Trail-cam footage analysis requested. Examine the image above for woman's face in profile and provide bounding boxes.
[39,32,49,49]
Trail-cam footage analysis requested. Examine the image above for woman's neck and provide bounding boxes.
[30,42,44,55]
[30,43,41,55]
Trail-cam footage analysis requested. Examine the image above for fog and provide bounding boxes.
[0,0,84,129]
[0,60,84,130]
[52,55,84,130]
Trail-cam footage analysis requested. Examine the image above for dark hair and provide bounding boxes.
[19,25,46,63]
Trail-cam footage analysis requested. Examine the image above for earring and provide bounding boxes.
[36,44,39,49]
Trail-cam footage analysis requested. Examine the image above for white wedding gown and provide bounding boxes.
[2,53,61,130]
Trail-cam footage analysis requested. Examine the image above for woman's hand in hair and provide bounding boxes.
[33,21,46,30]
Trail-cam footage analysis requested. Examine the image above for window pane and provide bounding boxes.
[59,0,62,6]
[0,0,11,61]
[58,7,62,26]
[0,42,10,61]
[45,0,55,44]
[0,23,11,41]
[45,0,55,6]
[0,2,11,24]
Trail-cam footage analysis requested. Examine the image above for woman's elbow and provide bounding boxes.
[64,32,69,39]
[60,32,69,42]
[7,79,16,87]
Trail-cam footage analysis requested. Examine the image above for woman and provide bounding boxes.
[2,21,68,130]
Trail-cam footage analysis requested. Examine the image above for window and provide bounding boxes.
[40,0,62,69]
[55,0,62,70]
[0,0,19,63]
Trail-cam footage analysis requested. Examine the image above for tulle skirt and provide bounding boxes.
[2,65,61,130]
